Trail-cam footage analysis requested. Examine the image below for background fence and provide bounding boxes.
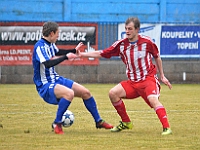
[1,0,199,23]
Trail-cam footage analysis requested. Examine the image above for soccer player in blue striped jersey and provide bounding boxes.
[32,21,113,134]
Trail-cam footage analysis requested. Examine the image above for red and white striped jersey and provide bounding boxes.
[100,35,159,82]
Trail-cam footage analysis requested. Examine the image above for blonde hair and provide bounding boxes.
[125,17,140,29]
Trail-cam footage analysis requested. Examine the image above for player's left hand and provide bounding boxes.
[161,76,172,89]
[75,42,84,51]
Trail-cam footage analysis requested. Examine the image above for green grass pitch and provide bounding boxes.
[0,84,199,150]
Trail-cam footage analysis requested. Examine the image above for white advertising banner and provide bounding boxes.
[118,23,200,58]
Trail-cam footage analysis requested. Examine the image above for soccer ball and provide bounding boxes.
[62,110,75,127]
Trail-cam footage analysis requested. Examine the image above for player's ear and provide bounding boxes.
[49,31,54,37]
[136,27,140,32]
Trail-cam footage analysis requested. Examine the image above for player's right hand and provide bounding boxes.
[66,53,79,60]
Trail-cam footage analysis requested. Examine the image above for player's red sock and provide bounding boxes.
[155,106,170,128]
[112,99,131,122]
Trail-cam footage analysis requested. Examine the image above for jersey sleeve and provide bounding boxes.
[147,39,159,58]
[100,40,121,58]
[150,42,159,58]
[35,45,50,63]
[35,43,58,63]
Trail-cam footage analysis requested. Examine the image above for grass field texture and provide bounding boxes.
[0,84,199,150]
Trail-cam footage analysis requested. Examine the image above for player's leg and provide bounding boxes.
[72,82,113,129]
[148,97,172,135]
[49,77,75,134]
[54,84,74,123]
[109,83,131,122]
[44,82,74,134]
[110,81,137,132]
[141,77,172,135]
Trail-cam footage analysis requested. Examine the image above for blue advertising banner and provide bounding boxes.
[160,26,200,58]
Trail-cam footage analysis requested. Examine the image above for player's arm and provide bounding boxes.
[43,42,83,68]
[149,41,172,89]
[43,53,77,68]
[43,55,67,68]
[56,42,83,56]
[79,40,121,58]
[154,55,172,89]
[56,49,76,56]
[80,51,102,58]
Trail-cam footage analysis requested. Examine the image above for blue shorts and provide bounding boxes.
[38,76,74,105]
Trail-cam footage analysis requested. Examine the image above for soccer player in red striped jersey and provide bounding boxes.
[80,17,172,135]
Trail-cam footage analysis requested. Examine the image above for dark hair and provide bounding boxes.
[42,21,59,37]
[125,17,140,29]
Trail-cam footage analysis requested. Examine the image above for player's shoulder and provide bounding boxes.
[138,34,154,44]
[34,39,52,50]
[34,39,45,47]
[112,38,129,47]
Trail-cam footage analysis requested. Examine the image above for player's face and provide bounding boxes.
[125,22,139,42]
[49,29,59,43]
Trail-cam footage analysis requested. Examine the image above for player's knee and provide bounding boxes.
[108,89,116,99]
[65,89,74,100]
[81,88,91,99]
[148,96,162,108]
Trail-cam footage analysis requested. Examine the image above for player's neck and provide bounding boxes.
[43,36,51,43]
[128,34,138,43]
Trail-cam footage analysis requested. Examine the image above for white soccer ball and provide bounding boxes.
[62,110,75,127]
